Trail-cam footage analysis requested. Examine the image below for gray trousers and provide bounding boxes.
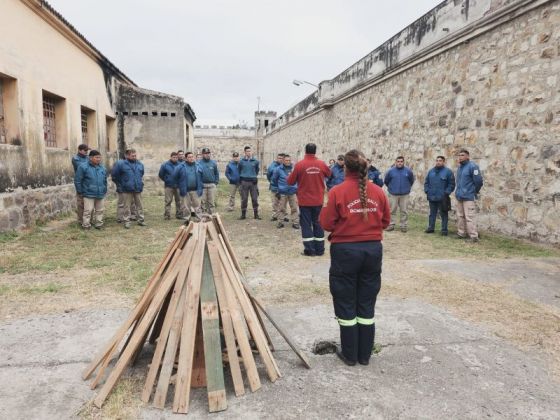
[123,192,144,223]
[202,183,217,214]
[240,180,259,212]
[271,191,281,219]
[164,187,181,218]
[76,193,84,223]
[227,184,240,211]
[83,197,104,228]
[182,191,202,218]
[389,193,409,227]
[278,194,298,223]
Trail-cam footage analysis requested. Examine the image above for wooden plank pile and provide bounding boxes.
[83,215,292,414]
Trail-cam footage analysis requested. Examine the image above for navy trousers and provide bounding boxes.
[329,241,382,363]
[299,205,325,256]
[428,200,449,232]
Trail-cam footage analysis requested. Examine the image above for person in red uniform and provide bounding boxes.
[287,143,332,256]
[320,149,391,366]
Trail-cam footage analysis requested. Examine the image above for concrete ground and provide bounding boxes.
[1,258,559,419]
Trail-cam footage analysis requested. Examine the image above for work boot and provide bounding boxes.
[441,231,448,236]
[424,228,434,233]
[138,221,147,227]
[271,216,278,222]
[358,324,374,366]
[339,325,358,365]
[254,210,262,220]
[239,211,246,220]
[336,348,356,367]
[276,222,285,228]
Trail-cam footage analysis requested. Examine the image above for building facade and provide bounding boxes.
[0,0,195,231]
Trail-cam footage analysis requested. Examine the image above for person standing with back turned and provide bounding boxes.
[320,149,391,366]
[287,143,331,256]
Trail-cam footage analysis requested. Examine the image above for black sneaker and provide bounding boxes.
[283,217,289,222]
[441,231,448,236]
[271,217,278,222]
[424,229,434,233]
[336,349,356,366]
[277,222,285,228]
[358,359,370,366]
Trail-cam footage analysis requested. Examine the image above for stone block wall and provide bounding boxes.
[264,1,560,244]
[0,184,76,231]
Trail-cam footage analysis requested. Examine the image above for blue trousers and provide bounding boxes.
[299,206,325,256]
[329,241,382,363]
[428,200,449,232]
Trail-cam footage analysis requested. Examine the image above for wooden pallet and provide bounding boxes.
[84,217,309,414]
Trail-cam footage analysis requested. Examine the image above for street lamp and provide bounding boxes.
[293,79,318,88]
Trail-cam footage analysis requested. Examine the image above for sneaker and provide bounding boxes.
[283,217,289,222]
[336,349,356,366]
[277,222,285,228]
[292,223,300,229]
[94,224,103,230]
[138,221,147,226]
[441,231,448,236]
[358,359,370,366]
[424,229,434,234]
[385,225,395,232]
[271,217,278,222]
[124,222,131,229]
[400,226,408,233]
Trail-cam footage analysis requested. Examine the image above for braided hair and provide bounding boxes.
[344,149,369,222]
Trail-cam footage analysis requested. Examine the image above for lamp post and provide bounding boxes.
[293,79,318,88]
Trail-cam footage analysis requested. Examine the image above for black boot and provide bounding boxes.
[339,325,358,365]
[239,211,246,220]
[254,210,262,220]
[358,324,375,365]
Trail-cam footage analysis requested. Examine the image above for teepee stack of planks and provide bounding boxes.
[83,215,288,414]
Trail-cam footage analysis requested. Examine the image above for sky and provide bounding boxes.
[48,0,439,125]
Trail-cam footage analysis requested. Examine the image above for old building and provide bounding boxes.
[0,0,195,231]
[264,0,560,244]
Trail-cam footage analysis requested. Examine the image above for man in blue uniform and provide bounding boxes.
[198,147,219,214]
[424,156,455,236]
[72,143,89,223]
[158,152,180,220]
[237,146,261,220]
[455,149,483,242]
[384,156,415,232]
[111,149,146,229]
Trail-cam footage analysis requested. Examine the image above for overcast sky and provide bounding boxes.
[49,0,439,125]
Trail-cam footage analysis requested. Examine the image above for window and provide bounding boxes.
[0,74,18,145]
[81,109,88,145]
[42,90,67,149]
[80,106,97,148]
[171,112,176,117]
[161,112,168,117]
[43,96,57,147]
[106,116,116,152]
[0,79,6,143]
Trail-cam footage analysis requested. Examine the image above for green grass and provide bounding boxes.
[0,231,19,243]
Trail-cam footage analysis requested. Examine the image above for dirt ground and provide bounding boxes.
[1,185,559,419]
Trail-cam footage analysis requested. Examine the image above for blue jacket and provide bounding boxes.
[198,158,219,184]
[368,166,384,187]
[326,164,345,190]
[424,166,455,202]
[72,154,88,173]
[455,160,483,201]
[384,166,415,195]
[111,159,144,193]
[267,161,282,191]
[74,162,107,199]
[174,162,203,197]
[225,161,240,185]
[273,164,297,195]
[158,160,179,188]
[238,157,260,180]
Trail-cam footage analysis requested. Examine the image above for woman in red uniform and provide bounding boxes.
[320,150,391,366]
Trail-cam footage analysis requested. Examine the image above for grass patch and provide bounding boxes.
[0,231,19,243]
[78,377,143,420]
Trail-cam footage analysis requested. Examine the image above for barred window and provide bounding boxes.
[81,109,88,145]
[43,96,57,147]
[0,79,6,144]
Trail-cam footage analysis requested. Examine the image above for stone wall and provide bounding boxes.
[0,184,76,231]
[264,0,560,244]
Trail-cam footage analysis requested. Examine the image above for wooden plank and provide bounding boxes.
[191,313,207,388]
[207,242,245,397]
[172,224,207,414]
[152,282,187,409]
[207,224,280,381]
[200,246,227,412]
[83,227,189,380]
[92,236,191,408]
[141,226,198,403]
[149,287,173,344]
[213,215,242,273]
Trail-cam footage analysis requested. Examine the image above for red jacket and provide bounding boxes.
[319,173,391,243]
[287,154,331,206]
